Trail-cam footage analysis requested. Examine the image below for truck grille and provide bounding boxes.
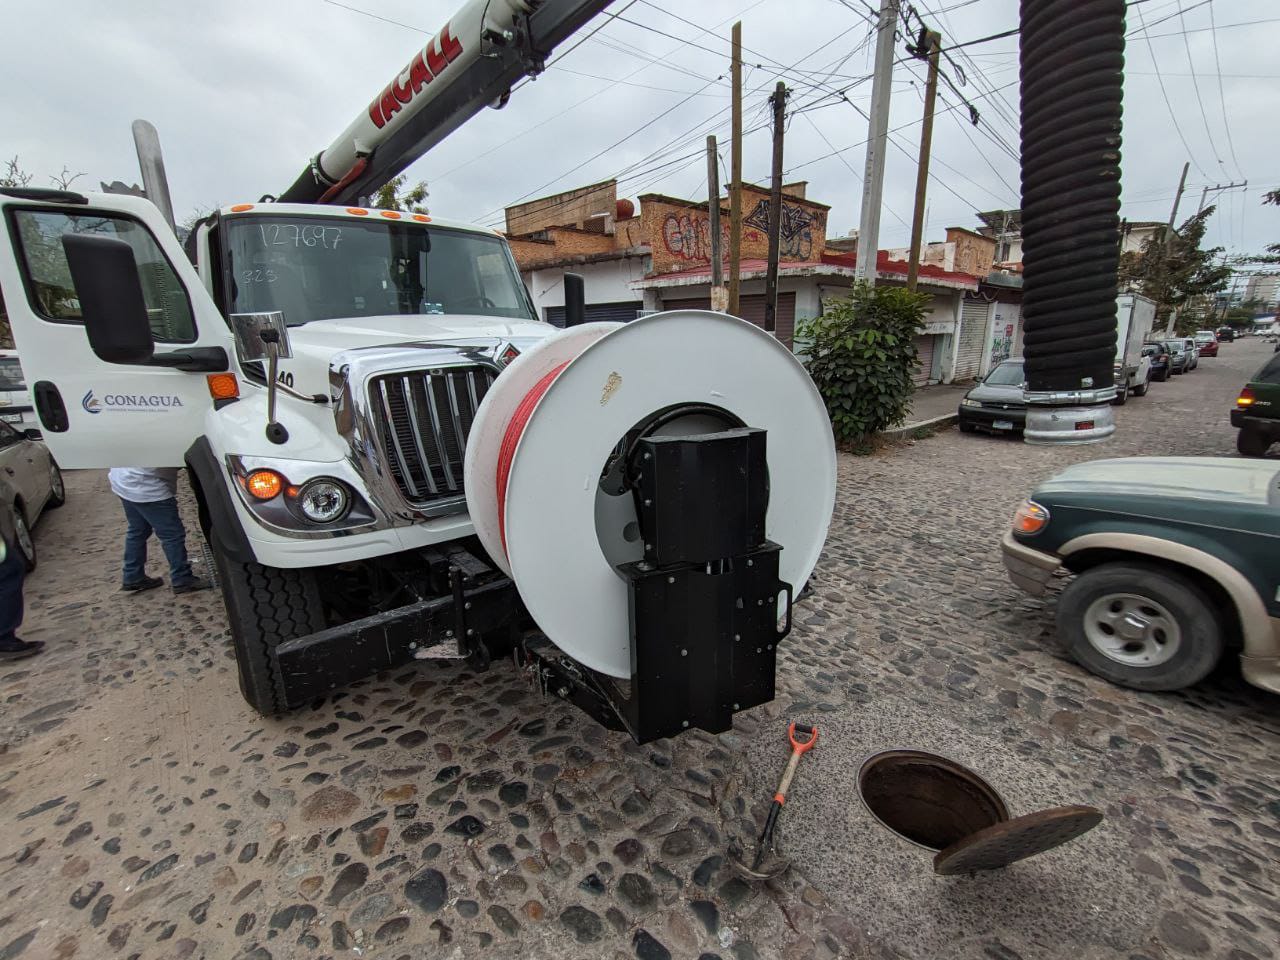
[370,366,495,507]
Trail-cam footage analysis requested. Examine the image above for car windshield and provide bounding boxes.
[223,216,535,326]
[0,358,25,392]
[984,361,1024,386]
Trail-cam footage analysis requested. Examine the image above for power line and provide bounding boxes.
[1174,4,1224,173]
[1207,0,1246,180]
[1133,4,1209,178]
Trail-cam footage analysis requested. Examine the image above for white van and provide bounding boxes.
[0,350,37,431]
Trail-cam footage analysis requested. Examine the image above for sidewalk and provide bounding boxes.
[884,380,972,435]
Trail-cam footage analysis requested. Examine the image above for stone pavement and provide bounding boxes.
[1,340,1277,960]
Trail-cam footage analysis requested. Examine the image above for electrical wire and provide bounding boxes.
[1175,5,1226,172]
[1206,0,1245,180]
[1133,4,1209,178]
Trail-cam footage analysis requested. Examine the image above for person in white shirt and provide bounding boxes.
[107,467,210,594]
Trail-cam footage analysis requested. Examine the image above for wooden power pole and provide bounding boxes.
[1164,161,1189,254]
[706,134,725,310]
[906,29,941,292]
[764,82,787,334]
[728,21,743,316]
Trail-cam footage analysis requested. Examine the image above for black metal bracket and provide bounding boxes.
[521,425,792,744]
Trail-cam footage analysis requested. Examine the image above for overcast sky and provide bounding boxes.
[3,0,1276,258]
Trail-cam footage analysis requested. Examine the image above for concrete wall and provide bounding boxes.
[523,256,650,319]
[509,227,616,269]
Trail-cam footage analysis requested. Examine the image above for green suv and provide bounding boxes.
[1002,457,1280,695]
[1233,352,1280,457]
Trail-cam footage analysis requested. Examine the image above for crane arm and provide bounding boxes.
[278,0,615,205]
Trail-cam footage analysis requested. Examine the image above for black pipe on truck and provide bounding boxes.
[1019,0,1125,444]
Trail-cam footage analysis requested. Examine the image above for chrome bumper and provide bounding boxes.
[1000,530,1060,596]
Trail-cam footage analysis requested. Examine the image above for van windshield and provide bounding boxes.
[223,216,535,326]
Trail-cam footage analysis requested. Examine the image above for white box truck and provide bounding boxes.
[1113,292,1156,404]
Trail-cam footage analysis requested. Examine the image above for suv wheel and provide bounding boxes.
[1056,563,1223,691]
[1237,428,1272,457]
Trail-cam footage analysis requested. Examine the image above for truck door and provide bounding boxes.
[0,191,235,468]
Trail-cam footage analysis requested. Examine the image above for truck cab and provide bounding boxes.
[0,186,557,713]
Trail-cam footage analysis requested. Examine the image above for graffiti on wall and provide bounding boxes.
[989,322,1014,368]
[662,214,719,262]
[743,199,816,260]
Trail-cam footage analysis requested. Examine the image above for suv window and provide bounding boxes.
[1255,353,1280,385]
[9,209,196,343]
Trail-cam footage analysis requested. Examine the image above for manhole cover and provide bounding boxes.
[934,805,1104,875]
[857,750,1009,851]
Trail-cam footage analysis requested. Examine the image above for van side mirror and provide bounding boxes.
[61,234,156,365]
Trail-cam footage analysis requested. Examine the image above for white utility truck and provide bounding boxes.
[0,0,836,743]
[1113,292,1156,404]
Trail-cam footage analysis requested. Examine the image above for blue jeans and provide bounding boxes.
[120,497,194,586]
[0,538,23,647]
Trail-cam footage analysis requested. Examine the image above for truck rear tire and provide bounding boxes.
[1237,428,1272,457]
[1132,375,1150,397]
[210,534,326,715]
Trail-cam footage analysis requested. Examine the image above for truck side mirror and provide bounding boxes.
[62,234,156,365]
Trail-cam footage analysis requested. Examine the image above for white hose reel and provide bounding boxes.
[464,310,836,684]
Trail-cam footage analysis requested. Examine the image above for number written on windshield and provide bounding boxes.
[258,223,342,250]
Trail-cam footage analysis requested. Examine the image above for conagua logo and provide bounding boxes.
[82,389,183,414]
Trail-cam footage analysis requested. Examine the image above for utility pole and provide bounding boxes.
[1196,179,1248,215]
[764,82,787,335]
[906,29,941,292]
[1157,162,1189,334]
[855,0,900,285]
[728,21,744,315]
[1164,161,1189,253]
[706,134,726,311]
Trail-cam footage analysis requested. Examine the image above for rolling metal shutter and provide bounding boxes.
[912,334,936,386]
[662,293,797,349]
[954,298,989,381]
[544,301,643,327]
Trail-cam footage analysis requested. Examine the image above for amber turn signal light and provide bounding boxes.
[1013,500,1049,535]
[245,470,284,501]
[207,373,239,401]
[1236,387,1255,408]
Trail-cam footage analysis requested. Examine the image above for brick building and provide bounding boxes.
[504,179,997,384]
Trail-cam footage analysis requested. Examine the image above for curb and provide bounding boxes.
[880,412,959,439]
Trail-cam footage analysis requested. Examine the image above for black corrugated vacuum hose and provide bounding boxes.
[1020,0,1125,393]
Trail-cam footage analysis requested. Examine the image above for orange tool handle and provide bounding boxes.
[788,721,819,755]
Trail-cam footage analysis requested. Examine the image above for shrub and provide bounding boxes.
[797,282,928,443]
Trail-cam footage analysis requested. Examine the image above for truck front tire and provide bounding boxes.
[210,534,326,715]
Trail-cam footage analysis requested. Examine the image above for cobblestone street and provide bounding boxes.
[2,340,1277,960]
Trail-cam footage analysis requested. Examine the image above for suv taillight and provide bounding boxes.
[1237,386,1255,408]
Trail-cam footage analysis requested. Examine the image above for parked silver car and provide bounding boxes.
[0,420,65,569]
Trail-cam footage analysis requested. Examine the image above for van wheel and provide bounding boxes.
[1056,563,1222,691]
[210,534,326,715]
[1237,428,1272,457]
[1132,375,1150,397]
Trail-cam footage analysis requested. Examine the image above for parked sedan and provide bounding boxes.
[1194,330,1219,357]
[1163,339,1193,374]
[0,419,65,569]
[1182,337,1200,370]
[958,359,1026,435]
[1001,456,1279,694]
[1141,342,1170,381]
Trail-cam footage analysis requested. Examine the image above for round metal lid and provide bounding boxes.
[932,805,1104,875]
[478,310,837,678]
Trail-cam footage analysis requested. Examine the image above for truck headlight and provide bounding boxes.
[1013,499,1050,535]
[297,479,350,523]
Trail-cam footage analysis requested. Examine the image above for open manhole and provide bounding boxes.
[857,748,1105,874]
[857,749,1009,851]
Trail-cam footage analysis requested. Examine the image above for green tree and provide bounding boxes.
[1244,188,1280,265]
[796,282,928,446]
[1118,208,1232,332]
[371,175,428,214]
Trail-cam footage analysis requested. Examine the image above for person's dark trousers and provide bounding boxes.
[120,497,196,587]
[0,537,25,648]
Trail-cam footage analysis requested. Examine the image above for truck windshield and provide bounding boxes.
[223,216,534,325]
